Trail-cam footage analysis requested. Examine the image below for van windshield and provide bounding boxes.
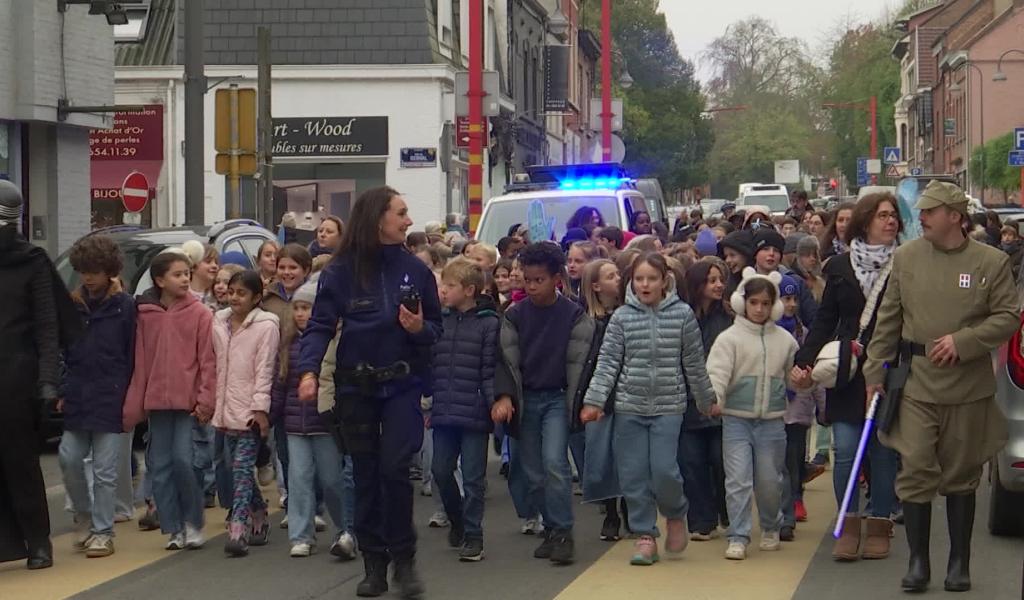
[742,194,789,213]
[476,196,623,244]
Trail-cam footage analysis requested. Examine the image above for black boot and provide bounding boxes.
[356,552,389,597]
[900,501,931,593]
[392,555,425,599]
[26,538,53,570]
[944,493,975,592]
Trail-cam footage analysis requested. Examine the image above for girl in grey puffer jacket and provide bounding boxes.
[581,253,714,566]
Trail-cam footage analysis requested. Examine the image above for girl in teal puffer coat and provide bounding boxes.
[581,252,714,567]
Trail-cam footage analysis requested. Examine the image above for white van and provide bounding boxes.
[476,164,651,245]
[740,184,790,216]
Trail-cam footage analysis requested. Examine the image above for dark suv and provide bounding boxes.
[43,219,276,440]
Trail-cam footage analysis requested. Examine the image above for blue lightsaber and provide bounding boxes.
[833,392,881,539]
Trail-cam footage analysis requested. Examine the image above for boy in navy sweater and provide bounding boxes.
[492,242,595,565]
[429,258,500,562]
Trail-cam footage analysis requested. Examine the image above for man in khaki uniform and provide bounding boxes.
[864,180,1016,593]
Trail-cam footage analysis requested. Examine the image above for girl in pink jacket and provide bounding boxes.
[212,270,280,557]
[123,252,217,551]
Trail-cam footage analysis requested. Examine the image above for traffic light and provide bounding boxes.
[829,178,838,191]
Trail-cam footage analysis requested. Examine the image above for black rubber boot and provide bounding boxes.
[25,538,53,570]
[356,552,389,597]
[392,555,425,599]
[900,501,931,593]
[944,493,975,592]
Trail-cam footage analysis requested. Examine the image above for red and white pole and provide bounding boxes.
[468,0,484,234]
[601,0,612,162]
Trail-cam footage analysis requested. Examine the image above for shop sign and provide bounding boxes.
[400,147,437,168]
[89,105,164,160]
[272,117,388,158]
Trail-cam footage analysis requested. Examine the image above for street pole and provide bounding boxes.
[601,0,612,162]
[257,26,273,228]
[467,0,483,234]
[228,84,240,219]
[184,0,206,225]
[869,95,877,160]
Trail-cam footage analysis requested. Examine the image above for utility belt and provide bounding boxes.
[330,360,412,455]
[879,340,925,433]
[335,360,411,395]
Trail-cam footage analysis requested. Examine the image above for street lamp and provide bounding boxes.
[993,48,1024,81]
[547,1,570,40]
[948,59,985,202]
[619,69,634,89]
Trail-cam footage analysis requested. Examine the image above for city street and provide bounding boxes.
[2,448,1020,600]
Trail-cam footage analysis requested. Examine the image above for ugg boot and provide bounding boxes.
[831,514,862,561]
[944,494,975,592]
[861,517,893,559]
[356,552,389,597]
[900,501,932,592]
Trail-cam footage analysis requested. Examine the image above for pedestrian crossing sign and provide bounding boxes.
[883,147,901,164]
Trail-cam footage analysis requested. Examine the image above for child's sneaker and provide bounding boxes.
[420,481,432,496]
[549,531,574,565]
[691,528,719,541]
[664,518,689,555]
[794,499,808,522]
[279,515,289,529]
[85,534,114,558]
[630,535,659,566]
[428,511,449,528]
[139,502,160,531]
[780,525,795,542]
[802,464,826,485]
[257,464,276,487]
[290,542,314,557]
[165,531,185,551]
[725,541,747,560]
[225,523,249,557]
[250,519,270,547]
[314,515,327,532]
[459,538,484,562]
[533,530,554,559]
[760,530,781,551]
[72,521,93,551]
[184,523,205,549]
[330,531,357,561]
[520,516,544,535]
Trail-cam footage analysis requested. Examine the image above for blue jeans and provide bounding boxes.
[148,410,205,534]
[59,430,122,536]
[782,423,808,528]
[192,420,216,498]
[287,434,351,544]
[518,389,574,532]
[679,426,726,533]
[832,421,899,518]
[431,426,488,540]
[507,436,542,519]
[723,416,785,544]
[569,430,586,479]
[615,413,688,537]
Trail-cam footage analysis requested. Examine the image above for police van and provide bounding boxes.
[475,164,659,245]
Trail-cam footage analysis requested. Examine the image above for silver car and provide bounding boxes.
[990,314,1024,536]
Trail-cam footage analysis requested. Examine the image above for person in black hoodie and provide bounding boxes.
[719,229,755,300]
[298,187,442,599]
[679,259,733,540]
[0,180,83,570]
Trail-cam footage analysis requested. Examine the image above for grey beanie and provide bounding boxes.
[797,234,820,257]
[0,179,24,226]
[292,280,317,305]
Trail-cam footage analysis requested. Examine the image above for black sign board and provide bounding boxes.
[544,45,570,112]
[272,117,388,158]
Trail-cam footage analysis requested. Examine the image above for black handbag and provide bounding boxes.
[877,341,921,433]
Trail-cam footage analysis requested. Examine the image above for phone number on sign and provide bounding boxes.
[90,147,138,158]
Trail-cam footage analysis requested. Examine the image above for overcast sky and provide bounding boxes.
[660,0,903,81]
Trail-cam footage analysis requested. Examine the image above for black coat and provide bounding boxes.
[683,304,733,429]
[795,253,882,425]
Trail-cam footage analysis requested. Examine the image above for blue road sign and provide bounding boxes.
[856,157,869,186]
[910,167,923,176]
[1009,150,1024,167]
[1015,128,1024,151]
[883,147,901,164]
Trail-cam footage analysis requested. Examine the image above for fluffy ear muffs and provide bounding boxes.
[730,267,785,321]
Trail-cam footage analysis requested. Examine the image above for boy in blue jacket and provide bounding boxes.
[428,258,500,562]
[59,235,136,558]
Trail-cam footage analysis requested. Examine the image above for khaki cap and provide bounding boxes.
[915,179,968,210]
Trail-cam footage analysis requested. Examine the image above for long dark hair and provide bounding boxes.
[336,186,401,288]
[821,201,855,249]
[684,259,728,319]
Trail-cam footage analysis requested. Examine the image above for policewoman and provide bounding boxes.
[298,187,441,599]
[863,180,1017,593]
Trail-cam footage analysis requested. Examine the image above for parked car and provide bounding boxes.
[991,315,1024,536]
[41,219,276,441]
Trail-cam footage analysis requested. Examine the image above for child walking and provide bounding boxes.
[271,281,357,560]
[123,251,216,551]
[211,270,280,557]
[706,267,798,561]
[59,235,136,558]
[581,252,714,565]
[430,258,500,562]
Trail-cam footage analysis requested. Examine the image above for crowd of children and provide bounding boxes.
[57,198,897,575]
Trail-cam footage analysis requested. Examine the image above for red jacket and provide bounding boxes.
[122,290,216,431]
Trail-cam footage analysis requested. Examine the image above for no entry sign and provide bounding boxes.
[121,171,149,213]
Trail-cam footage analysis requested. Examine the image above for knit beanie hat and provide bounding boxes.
[219,251,250,268]
[694,228,719,257]
[753,228,785,257]
[720,229,754,261]
[730,267,784,322]
[784,232,810,255]
[778,273,800,298]
[797,234,820,257]
[561,227,588,252]
[292,280,317,305]
[0,179,23,227]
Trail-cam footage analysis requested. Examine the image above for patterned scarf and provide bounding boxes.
[832,237,849,257]
[850,238,895,296]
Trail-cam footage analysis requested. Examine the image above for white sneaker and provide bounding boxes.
[165,531,186,551]
[329,531,357,560]
[279,515,289,529]
[85,534,115,558]
[428,511,450,528]
[725,541,747,560]
[759,531,781,551]
[72,521,93,551]
[314,515,327,532]
[290,542,314,557]
[278,494,287,509]
[520,517,544,535]
[257,464,276,487]
[420,482,432,496]
[184,524,205,549]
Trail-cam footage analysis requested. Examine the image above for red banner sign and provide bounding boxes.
[89,105,164,161]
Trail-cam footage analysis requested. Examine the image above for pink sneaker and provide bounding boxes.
[630,535,659,565]
[665,518,689,555]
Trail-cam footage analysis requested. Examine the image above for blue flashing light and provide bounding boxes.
[561,180,577,189]
[558,175,633,191]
